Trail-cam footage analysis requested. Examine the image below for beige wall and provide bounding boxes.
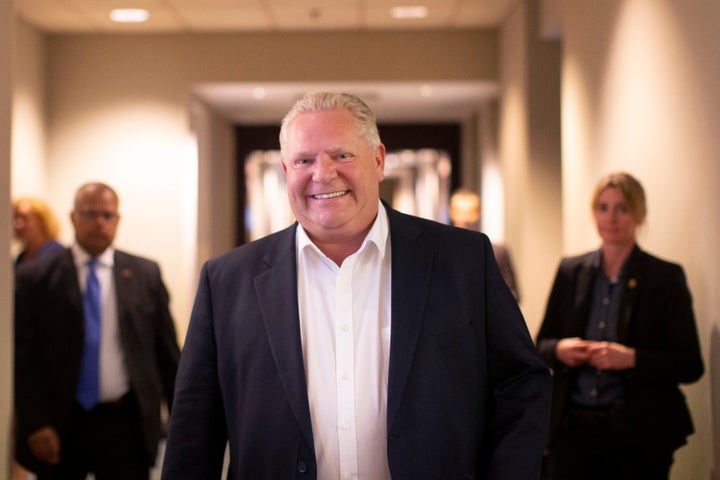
[11,20,46,198]
[499,0,562,335]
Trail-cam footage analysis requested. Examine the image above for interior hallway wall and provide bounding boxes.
[11,20,46,198]
[559,1,720,478]
[29,29,496,341]
[499,0,562,336]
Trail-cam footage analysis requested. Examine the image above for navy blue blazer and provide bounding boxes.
[14,248,180,473]
[536,246,704,453]
[163,207,551,479]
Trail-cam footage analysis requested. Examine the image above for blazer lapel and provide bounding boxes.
[60,249,85,332]
[571,255,596,337]
[385,210,434,430]
[617,247,642,342]
[254,226,315,451]
[61,249,83,310]
[113,252,129,324]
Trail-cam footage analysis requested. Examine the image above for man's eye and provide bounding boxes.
[293,158,312,167]
[336,153,354,162]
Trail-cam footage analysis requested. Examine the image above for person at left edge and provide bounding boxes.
[14,182,181,480]
[12,197,64,268]
[12,199,64,480]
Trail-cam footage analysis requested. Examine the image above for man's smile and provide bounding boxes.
[310,190,349,200]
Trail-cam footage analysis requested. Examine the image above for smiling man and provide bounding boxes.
[162,92,552,480]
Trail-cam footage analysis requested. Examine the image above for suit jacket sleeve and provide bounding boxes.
[14,261,56,434]
[14,253,84,440]
[536,258,574,369]
[479,239,552,479]
[150,261,182,410]
[624,262,704,384]
[386,213,551,480]
[161,261,228,479]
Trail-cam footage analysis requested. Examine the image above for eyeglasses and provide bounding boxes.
[76,210,119,221]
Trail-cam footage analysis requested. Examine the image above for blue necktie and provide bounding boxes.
[77,258,101,409]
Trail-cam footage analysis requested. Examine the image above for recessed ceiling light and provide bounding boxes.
[252,87,267,100]
[390,6,429,20]
[109,8,150,23]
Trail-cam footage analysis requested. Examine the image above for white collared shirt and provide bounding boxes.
[296,201,392,480]
[72,244,130,402]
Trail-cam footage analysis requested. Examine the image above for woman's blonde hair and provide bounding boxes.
[13,197,61,239]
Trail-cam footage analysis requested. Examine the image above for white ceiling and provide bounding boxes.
[15,0,518,122]
[15,0,519,33]
[194,81,500,123]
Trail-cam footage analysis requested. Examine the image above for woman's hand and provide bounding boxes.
[587,341,636,370]
[555,337,592,367]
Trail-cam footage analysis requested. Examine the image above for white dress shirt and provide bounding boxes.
[296,201,392,480]
[72,244,130,402]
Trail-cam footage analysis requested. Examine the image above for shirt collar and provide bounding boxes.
[297,200,389,260]
[72,243,115,269]
[593,244,637,281]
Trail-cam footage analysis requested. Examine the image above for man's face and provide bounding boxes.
[282,109,385,244]
[71,187,120,256]
[449,196,480,230]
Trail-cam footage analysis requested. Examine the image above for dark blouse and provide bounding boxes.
[571,251,625,407]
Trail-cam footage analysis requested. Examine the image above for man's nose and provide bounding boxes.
[312,155,338,183]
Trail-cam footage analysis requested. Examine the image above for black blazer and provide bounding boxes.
[536,246,703,452]
[162,206,552,480]
[14,248,180,473]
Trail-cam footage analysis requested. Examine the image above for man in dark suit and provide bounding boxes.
[162,92,551,479]
[14,182,180,480]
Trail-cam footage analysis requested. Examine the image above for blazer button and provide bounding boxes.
[297,461,308,474]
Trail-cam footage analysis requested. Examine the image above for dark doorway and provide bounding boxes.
[234,123,461,245]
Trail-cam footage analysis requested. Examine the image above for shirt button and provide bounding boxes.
[342,423,351,431]
[297,461,307,473]
[602,297,610,305]
[598,321,606,329]
[341,372,350,380]
[590,388,598,396]
[341,324,350,332]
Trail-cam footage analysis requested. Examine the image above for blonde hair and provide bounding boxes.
[591,172,647,225]
[13,197,61,239]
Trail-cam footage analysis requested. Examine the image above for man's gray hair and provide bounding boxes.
[279,91,381,156]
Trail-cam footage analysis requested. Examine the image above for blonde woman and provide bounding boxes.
[537,172,703,479]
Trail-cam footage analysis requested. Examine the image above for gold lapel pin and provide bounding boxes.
[628,278,637,289]
[121,268,133,278]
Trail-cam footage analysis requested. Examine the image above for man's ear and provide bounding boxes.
[375,143,386,181]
